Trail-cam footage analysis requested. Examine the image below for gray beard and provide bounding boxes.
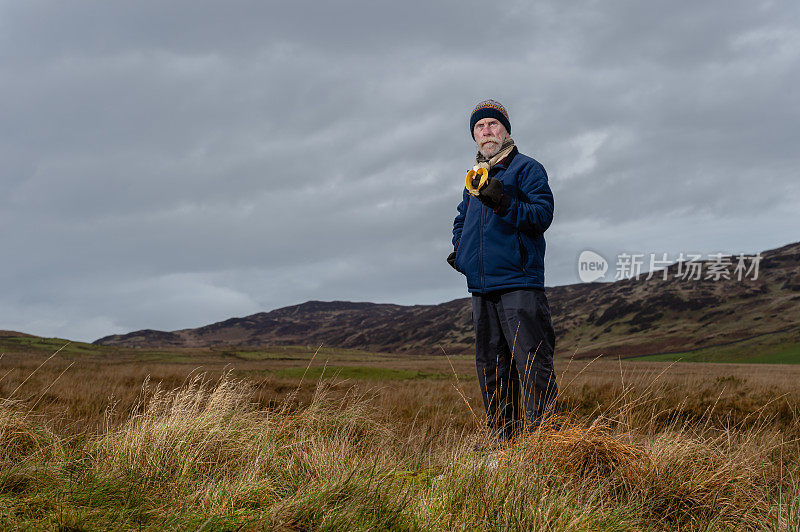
[475,137,516,168]
[478,138,505,158]
[479,144,502,158]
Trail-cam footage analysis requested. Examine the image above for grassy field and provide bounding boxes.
[1,338,800,530]
[634,327,800,364]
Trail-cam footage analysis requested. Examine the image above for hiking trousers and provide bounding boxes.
[472,288,557,439]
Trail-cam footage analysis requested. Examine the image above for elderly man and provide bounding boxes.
[449,99,557,441]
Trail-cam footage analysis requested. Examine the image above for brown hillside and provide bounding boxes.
[95,241,800,358]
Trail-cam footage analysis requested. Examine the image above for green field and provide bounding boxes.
[633,328,800,364]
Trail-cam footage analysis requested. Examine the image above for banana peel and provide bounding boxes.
[465,167,489,196]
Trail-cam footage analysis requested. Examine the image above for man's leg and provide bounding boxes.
[496,289,558,431]
[472,293,517,440]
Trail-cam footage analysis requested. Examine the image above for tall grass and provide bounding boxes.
[1,366,798,530]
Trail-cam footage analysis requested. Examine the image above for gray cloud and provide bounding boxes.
[1,0,798,340]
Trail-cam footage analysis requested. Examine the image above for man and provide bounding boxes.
[449,99,557,441]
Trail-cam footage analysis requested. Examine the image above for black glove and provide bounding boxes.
[447,251,457,270]
[478,178,506,211]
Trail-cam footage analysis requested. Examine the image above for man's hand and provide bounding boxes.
[478,178,505,211]
[447,251,457,270]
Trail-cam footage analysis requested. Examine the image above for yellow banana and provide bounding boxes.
[465,167,489,196]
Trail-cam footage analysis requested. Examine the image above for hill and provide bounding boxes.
[94,241,800,359]
[0,330,37,338]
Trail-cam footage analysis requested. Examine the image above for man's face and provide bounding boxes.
[473,118,509,158]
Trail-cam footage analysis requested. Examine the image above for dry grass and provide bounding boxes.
[0,347,799,530]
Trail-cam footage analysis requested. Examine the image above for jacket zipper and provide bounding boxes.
[479,202,485,292]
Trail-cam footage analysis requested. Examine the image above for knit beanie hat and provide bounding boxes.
[469,99,511,139]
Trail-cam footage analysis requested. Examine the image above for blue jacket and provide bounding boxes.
[452,148,554,293]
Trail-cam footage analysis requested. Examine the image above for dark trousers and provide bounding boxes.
[472,288,558,439]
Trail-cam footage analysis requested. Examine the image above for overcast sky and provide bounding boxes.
[2,0,798,342]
